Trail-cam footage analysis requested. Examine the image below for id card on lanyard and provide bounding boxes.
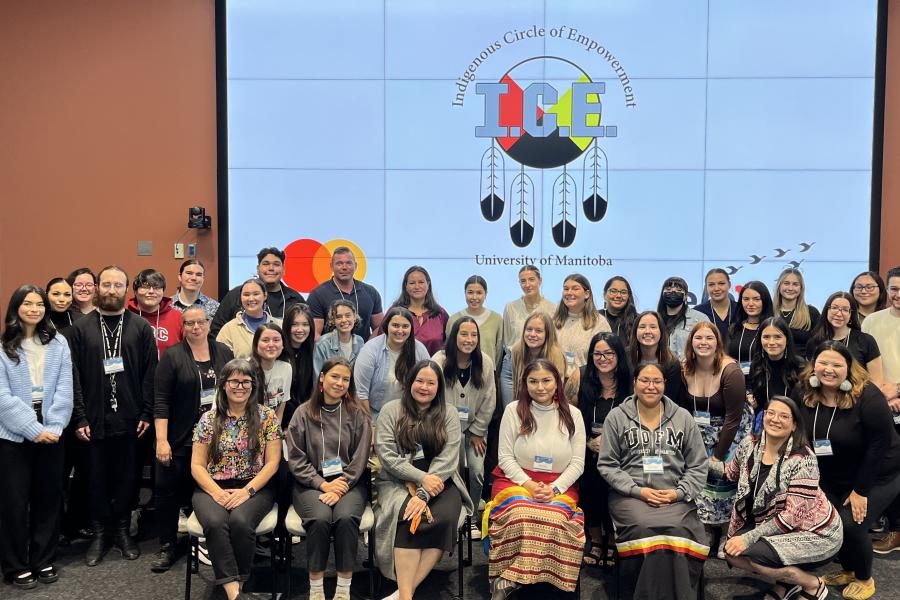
[321,405,344,476]
[812,403,838,457]
[533,455,553,472]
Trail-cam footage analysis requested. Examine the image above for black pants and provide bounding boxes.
[193,481,274,585]
[293,484,367,572]
[0,439,65,578]
[155,452,194,546]
[88,434,137,525]
[62,426,91,535]
[825,473,900,580]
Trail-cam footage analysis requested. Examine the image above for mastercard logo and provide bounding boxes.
[283,238,368,293]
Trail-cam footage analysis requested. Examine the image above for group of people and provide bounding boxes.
[2,243,900,600]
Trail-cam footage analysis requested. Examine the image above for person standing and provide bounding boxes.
[211,247,305,335]
[67,266,157,566]
[127,268,184,358]
[68,267,97,317]
[695,268,738,343]
[216,279,276,359]
[172,259,220,318]
[0,285,73,589]
[445,275,503,365]
[45,277,77,335]
[151,306,233,572]
[307,246,383,339]
[656,277,710,361]
[380,266,449,356]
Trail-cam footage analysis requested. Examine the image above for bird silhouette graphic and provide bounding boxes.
[787,260,805,269]
[798,242,816,252]
[749,255,765,265]
[774,248,790,258]
[726,265,743,275]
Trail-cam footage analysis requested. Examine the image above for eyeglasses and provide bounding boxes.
[73,283,95,290]
[226,379,253,389]
[764,409,792,422]
[853,284,878,292]
[183,319,209,328]
[592,351,617,360]
[137,285,163,293]
[828,306,851,314]
[637,377,664,387]
[99,282,127,291]
[607,288,628,297]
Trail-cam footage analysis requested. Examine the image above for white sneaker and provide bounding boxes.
[470,521,482,540]
[291,535,302,545]
[177,509,188,534]
[332,586,351,600]
[197,539,212,566]
[309,587,326,600]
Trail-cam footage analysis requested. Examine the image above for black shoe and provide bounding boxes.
[36,565,58,584]
[114,519,140,560]
[150,544,176,572]
[85,523,108,567]
[12,571,38,590]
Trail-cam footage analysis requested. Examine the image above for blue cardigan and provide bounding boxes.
[0,335,73,441]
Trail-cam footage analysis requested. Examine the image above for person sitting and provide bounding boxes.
[712,396,841,600]
[598,361,709,599]
[486,358,586,599]
[190,358,281,600]
[373,360,473,600]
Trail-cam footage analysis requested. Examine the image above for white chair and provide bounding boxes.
[184,503,279,600]
[283,503,376,599]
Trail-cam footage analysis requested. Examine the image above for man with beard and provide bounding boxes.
[67,266,157,566]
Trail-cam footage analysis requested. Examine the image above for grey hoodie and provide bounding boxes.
[598,395,708,502]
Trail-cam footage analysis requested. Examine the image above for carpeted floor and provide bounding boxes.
[2,513,898,600]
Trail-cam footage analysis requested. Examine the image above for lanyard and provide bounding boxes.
[637,402,664,458]
[691,374,711,413]
[710,300,730,330]
[738,326,755,364]
[320,403,342,459]
[333,279,359,314]
[100,315,124,360]
[813,403,838,440]
[267,288,287,319]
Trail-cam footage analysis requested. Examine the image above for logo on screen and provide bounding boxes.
[475,56,616,249]
[282,238,367,294]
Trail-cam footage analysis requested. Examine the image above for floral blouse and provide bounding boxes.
[193,404,281,480]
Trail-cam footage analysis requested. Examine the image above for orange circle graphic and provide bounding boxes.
[283,238,368,294]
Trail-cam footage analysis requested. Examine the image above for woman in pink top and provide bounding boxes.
[382,266,449,355]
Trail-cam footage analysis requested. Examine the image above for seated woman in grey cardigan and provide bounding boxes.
[374,360,473,600]
[711,396,841,600]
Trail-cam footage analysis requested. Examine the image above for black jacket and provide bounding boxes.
[154,337,234,452]
[210,282,305,336]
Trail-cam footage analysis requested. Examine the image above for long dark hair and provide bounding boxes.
[2,285,57,363]
[749,317,805,411]
[657,276,690,333]
[284,304,315,405]
[305,357,365,425]
[809,291,860,349]
[729,280,774,338]
[763,396,811,454]
[579,332,632,404]
[396,360,448,456]
[394,265,443,317]
[850,271,887,312]
[442,316,485,389]
[515,359,576,438]
[251,322,290,365]
[383,306,419,387]
[600,276,637,337]
[628,310,674,370]
[209,358,265,465]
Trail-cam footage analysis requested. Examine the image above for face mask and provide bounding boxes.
[662,292,685,308]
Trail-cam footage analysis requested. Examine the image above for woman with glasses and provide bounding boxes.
[678,322,753,555]
[793,343,900,600]
[152,306,234,572]
[850,272,887,325]
[773,269,820,349]
[806,292,883,386]
[598,362,709,599]
[67,268,97,316]
[656,277,709,361]
[577,332,631,566]
[191,358,281,600]
[712,396,840,600]
[598,276,638,342]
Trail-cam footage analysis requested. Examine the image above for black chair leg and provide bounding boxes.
[286,534,293,600]
[184,536,196,600]
[269,533,277,600]
[368,535,376,600]
[457,527,465,600]
[464,516,473,566]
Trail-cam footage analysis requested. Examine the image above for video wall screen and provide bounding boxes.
[224,0,880,310]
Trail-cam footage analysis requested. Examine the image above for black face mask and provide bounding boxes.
[662,291,685,308]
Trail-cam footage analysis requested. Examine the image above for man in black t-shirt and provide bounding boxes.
[307,246,383,339]
[68,266,157,566]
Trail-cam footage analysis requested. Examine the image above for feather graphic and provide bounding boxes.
[581,141,608,222]
[509,166,534,248]
[552,167,577,248]
[479,141,505,221]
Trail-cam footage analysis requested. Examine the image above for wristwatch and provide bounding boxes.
[246,486,257,498]
[552,485,562,496]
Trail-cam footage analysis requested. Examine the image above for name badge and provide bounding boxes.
[813,439,833,456]
[199,388,215,413]
[694,411,711,426]
[31,385,44,401]
[642,456,664,474]
[103,357,124,375]
[412,444,425,460]
[739,361,751,376]
[564,351,576,367]
[321,457,344,477]
[533,455,553,472]
[893,413,900,425]
[457,406,470,422]
[591,422,603,436]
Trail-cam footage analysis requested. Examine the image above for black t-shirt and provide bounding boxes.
[307,279,383,339]
[101,314,130,436]
[728,324,758,366]
[805,330,881,367]
[778,305,820,349]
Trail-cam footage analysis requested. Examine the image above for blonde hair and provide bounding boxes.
[774,268,812,330]
[510,311,566,398]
